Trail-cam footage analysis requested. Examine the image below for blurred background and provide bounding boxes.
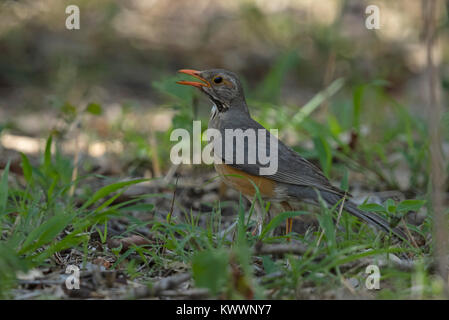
[1,0,449,300]
[0,0,448,194]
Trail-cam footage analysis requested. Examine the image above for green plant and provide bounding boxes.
[0,135,149,297]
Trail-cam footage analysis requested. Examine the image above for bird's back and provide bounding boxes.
[208,106,345,196]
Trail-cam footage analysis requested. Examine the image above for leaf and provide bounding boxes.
[20,153,33,184]
[261,255,277,274]
[327,114,343,137]
[0,243,28,282]
[340,168,349,192]
[358,203,386,213]
[111,247,135,269]
[86,103,102,115]
[237,197,249,246]
[31,232,89,264]
[44,135,53,171]
[19,213,75,254]
[92,189,128,214]
[60,102,77,122]
[313,135,332,178]
[80,179,149,210]
[385,199,396,214]
[316,193,337,250]
[0,160,10,214]
[397,200,427,213]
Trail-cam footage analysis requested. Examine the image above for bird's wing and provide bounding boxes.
[213,113,345,196]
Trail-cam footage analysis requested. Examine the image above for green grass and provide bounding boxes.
[0,55,442,299]
[0,131,435,298]
[0,135,151,297]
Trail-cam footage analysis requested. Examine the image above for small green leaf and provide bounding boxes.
[327,114,343,137]
[81,179,149,210]
[397,199,427,213]
[20,153,33,184]
[44,135,53,171]
[0,243,28,277]
[262,255,277,274]
[19,213,75,254]
[313,136,332,178]
[32,232,89,263]
[340,168,349,192]
[60,102,77,122]
[86,103,102,115]
[385,199,396,214]
[358,203,386,213]
[111,247,134,268]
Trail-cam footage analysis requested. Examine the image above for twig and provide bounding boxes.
[167,176,178,225]
[316,229,325,248]
[163,163,179,184]
[340,275,357,296]
[254,243,308,256]
[157,288,209,299]
[18,279,64,286]
[128,272,191,299]
[401,218,419,248]
[254,241,416,272]
[335,193,347,228]
[162,177,178,256]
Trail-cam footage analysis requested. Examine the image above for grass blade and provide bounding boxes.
[291,78,345,126]
[20,153,33,184]
[0,160,10,215]
[80,178,149,210]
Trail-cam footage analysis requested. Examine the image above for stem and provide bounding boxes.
[424,0,448,286]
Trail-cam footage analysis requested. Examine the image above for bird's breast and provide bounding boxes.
[214,163,276,199]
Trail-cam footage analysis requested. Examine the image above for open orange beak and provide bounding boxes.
[176,69,210,88]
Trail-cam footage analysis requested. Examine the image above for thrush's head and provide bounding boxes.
[176,69,246,112]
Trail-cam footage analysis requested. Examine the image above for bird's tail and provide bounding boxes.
[322,192,407,240]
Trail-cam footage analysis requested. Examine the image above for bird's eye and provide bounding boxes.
[213,76,223,84]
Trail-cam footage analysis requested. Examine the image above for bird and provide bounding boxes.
[176,68,406,240]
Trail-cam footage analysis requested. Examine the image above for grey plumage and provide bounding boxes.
[211,107,406,239]
[178,68,407,240]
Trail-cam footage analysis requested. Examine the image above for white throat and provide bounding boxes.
[210,103,218,119]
